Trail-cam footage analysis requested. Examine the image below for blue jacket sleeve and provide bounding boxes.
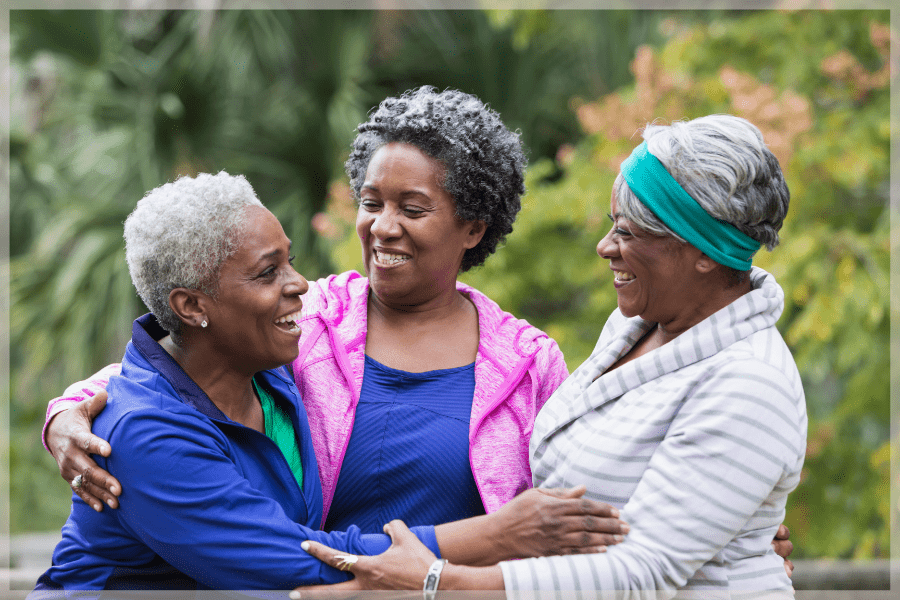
[104,407,437,589]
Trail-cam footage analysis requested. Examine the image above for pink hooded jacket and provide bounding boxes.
[45,270,569,525]
[295,271,569,523]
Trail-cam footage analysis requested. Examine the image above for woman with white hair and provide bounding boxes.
[32,172,625,591]
[298,114,807,596]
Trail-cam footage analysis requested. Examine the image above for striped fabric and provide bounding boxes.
[500,268,807,599]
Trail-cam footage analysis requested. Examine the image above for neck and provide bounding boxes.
[655,276,754,344]
[367,282,467,323]
[159,335,259,426]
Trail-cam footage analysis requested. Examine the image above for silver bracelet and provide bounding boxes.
[423,558,449,600]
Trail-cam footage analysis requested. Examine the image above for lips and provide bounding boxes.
[613,270,635,282]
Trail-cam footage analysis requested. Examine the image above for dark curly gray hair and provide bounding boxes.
[345,86,527,272]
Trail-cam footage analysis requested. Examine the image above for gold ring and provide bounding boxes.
[333,553,358,572]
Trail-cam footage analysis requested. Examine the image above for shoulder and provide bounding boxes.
[460,281,562,361]
[685,345,807,451]
[100,347,220,439]
[301,270,367,321]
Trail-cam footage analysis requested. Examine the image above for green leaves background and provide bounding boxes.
[9,10,892,559]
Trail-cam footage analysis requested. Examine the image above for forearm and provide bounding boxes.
[434,513,507,567]
[440,563,504,591]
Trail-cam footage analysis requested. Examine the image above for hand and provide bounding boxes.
[772,523,794,578]
[46,390,121,511]
[291,520,437,596]
[490,485,628,560]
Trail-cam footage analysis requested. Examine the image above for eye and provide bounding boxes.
[259,266,277,278]
[359,199,380,211]
[403,206,426,216]
[614,227,632,237]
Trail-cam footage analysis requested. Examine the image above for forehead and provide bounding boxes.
[364,143,445,187]
[230,206,289,260]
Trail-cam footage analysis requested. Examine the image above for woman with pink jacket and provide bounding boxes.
[44,87,571,532]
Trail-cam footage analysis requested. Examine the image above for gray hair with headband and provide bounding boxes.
[614,115,790,259]
[124,171,264,343]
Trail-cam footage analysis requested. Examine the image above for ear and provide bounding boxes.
[695,254,719,274]
[168,288,212,329]
[462,220,487,250]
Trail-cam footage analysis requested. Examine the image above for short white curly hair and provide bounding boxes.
[124,171,263,341]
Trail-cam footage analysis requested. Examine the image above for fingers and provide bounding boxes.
[382,519,417,544]
[75,395,112,457]
[784,558,794,578]
[546,530,625,554]
[62,452,121,503]
[772,538,793,559]
[77,465,121,511]
[73,430,112,460]
[534,490,624,520]
[538,485,587,499]
[84,389,109,418]
[775,523,791,540]
[301,539,368,576]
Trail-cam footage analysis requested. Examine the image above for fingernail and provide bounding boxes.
[289,592,301,600]
[93,504,102,512]
[621,523,630,534]
[300,541,310,551]
[106,499,115,508]
[611,508,619,517]
[614,535,624,543]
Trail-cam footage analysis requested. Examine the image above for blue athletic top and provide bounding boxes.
[324,355,486,534]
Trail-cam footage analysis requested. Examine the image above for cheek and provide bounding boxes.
[355,213,369,243]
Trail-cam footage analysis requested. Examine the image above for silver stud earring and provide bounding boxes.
[201,320,208,328]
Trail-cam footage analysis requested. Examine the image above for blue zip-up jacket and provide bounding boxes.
[35,314,439,590]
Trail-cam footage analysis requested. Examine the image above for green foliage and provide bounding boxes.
[330,9,893,559]
[10,10,890,562]
[9,9,688,535]
[492,11,889,559]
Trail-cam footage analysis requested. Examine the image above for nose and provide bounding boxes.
[285,266,309,297]
[370,208,402,240]
[597,228,618,259]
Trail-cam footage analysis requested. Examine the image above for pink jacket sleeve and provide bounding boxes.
[43,363,122,451]
[535,338,570,413]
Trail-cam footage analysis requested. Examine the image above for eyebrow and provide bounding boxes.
[361,184,433,199]
[254,242,292,263]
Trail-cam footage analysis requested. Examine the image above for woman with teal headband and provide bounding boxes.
[297,114,805,597]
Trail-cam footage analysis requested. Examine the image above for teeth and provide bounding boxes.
[376,250,410,265]
[614,271,635,281]
[275,310,302,325]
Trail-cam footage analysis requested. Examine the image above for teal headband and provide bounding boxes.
[619,142,760,271]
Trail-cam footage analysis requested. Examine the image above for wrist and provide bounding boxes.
[43,402,75,453]
[439,563,505,591]
[481,510,513,561]
[423,558,448,599]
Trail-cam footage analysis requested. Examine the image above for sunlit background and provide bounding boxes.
[7,6,892,575]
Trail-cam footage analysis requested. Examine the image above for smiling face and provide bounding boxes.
[207,205,308,373]
[596,193,707,325]
[356,143,485,308]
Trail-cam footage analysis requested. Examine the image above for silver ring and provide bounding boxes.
[72,474,84,490]
[333,553,358,572]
